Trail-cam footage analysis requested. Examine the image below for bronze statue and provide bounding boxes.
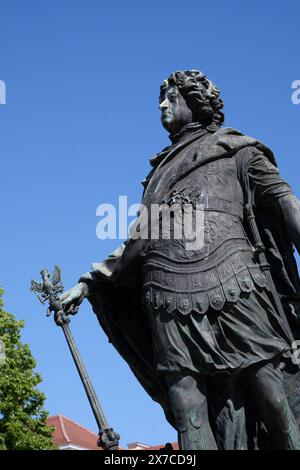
[60,70,300,450]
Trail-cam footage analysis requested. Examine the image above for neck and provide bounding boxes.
[169,122,203,144]
[169,121,220,144]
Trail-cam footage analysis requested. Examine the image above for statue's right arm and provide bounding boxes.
[60,239,141,313]
[59,243,126,314]
[79,234,145,288]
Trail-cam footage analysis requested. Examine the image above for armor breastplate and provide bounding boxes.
[143,154,267,315]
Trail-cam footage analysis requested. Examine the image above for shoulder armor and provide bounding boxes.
[212,127,277,166]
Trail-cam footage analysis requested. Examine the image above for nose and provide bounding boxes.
[159,99,168,111]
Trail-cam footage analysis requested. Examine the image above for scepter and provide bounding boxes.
[30,266,120,450]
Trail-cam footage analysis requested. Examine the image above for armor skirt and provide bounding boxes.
[143,287,291,378]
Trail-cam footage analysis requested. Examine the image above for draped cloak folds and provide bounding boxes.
[79,127,300,434]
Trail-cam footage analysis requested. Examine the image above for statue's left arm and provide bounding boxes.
[279,195,300,254]
[248,150,300,254]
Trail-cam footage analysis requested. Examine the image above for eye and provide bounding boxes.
[169,94,178,102]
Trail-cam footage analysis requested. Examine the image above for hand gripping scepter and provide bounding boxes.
[30,266,120,450]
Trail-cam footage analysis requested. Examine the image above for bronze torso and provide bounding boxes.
[142,131,267,315]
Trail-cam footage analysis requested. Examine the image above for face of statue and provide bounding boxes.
[159,85,193,134]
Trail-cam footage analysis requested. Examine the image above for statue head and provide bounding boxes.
[159,70,224,135]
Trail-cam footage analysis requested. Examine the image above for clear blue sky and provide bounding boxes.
[0,0,299,447]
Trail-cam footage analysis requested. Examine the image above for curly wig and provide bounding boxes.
[160,70,224,127]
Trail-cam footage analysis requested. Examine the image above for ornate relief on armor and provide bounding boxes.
[144,212,246,262]
[142,150,268,316]
[143,250,268,316]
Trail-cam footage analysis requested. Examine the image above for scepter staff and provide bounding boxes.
[30,266,120,450]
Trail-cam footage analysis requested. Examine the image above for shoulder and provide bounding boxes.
[212,127,257,150]
[211,127,277,167]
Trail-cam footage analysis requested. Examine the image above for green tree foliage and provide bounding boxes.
[0,288,56,449]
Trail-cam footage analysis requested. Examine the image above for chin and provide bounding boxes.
[162,117,174,130]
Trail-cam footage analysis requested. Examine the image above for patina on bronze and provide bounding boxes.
[31,266,120,450]
[60,70,300,450]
